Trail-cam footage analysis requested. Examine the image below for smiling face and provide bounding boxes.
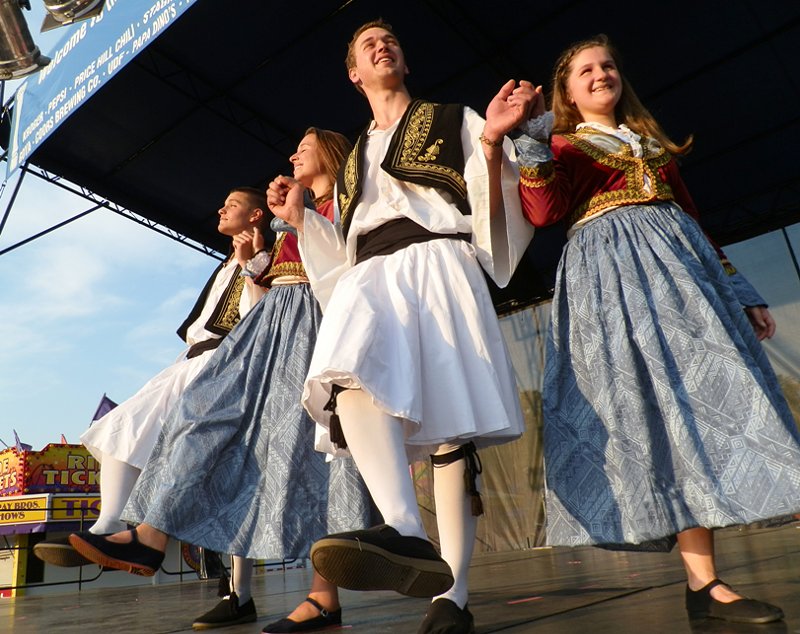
[566,46,622,124]
[348,27,408,93]
[290,133,323,188]
[217,191,260,236]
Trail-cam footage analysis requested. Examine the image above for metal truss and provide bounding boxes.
[0,159,224,260]
[700,176,800,246]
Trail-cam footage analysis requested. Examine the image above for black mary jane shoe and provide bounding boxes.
[310,524,454,598]
[192,592,257,630]
[33,535,93,567]
[686,579,785,624]
[261,597,342,633]
[69,529,165,577]
[417,598,475,634]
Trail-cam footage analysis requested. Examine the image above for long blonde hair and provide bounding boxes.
[551,35,693,156]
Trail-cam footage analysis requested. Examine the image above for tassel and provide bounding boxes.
[217,573,231,598]
[432,441,484,517]
[462,442,484,517]
[470,491,484,517]
[323,385,348,449]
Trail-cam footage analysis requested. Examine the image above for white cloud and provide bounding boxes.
[0,180,218,451]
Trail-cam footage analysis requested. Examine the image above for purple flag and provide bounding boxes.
[13,430,32,452]
[91,394,118,423]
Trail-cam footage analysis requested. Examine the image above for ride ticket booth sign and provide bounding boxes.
[0,444,102,598]
[0,443,100,497]
[0,443,101,534]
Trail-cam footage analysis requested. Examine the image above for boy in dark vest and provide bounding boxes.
[268,20,535,634]
[34,188,266,568]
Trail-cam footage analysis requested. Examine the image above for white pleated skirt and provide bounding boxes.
[303,238,525,461]
[80,349,214,469]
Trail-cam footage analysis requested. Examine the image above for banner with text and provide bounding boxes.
[7,0,200,177]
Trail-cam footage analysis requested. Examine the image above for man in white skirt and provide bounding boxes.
[267,19,535,634]
[34,188,267,567]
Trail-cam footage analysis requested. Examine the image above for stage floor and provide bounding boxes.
[3,523,799,634]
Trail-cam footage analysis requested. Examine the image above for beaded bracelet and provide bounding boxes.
[479,133,502,147]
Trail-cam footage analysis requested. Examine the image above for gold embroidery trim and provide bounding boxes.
[565,129,674,226]
[418,139,443,162]
[265,260,307,279]
[338,136,361,228]
[271,232,288,261]
[520,163,555,188]
[212,268,245,332]
[392,102,467,198]
[260,233,308,282]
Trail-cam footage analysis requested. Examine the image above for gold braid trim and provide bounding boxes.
[565,129,674,227]
[211,267,245,332]
[520,162,555,188]
[258,233,308,284]
[390,101,467,198]
[267,261,307,278]
[338,135,361,229]
[271,232,288,262]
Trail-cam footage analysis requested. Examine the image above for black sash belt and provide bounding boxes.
[186,337,222,359]
[355,217,470,265]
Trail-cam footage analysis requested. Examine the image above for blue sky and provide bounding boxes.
[0,4,223,451]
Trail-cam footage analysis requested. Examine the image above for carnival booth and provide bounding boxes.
[0,442,193,597]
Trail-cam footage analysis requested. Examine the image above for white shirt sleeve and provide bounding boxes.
[238,279,259,317]
[463,107,534,288]
[298,205,349,313]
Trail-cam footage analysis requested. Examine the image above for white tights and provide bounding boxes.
[90,453,141,535]
[336,389,476,609]
[229,556,254,604]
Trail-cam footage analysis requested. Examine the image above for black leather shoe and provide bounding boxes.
[192,592,257,630]
[33,535,93,567]
[261,597,341,633]
[69,529,165,577]
[417,598,475,634]
[310,524,454,598]
[686,579,784,624]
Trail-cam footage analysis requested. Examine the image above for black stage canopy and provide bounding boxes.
[3,0,800,311]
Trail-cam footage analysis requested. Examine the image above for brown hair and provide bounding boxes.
[229,186,268,231]
[345,19,397,95]
[302,127,353,203]
[229,186,265,211]
[551,34,692,156]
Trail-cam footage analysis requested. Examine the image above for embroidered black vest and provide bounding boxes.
[336,100,470,239]
[176,261,245,342]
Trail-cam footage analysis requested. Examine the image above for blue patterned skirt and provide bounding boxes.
[543,204,800,549]
[122,283,373,559]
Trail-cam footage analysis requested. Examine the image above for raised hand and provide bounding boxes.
[232,230,255,268]
[528,84,546,120]
[484,79,537,142]
[267,176,306,231]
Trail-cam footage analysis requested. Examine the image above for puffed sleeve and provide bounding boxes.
[511,112,575,227]
[298,199,349,312]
